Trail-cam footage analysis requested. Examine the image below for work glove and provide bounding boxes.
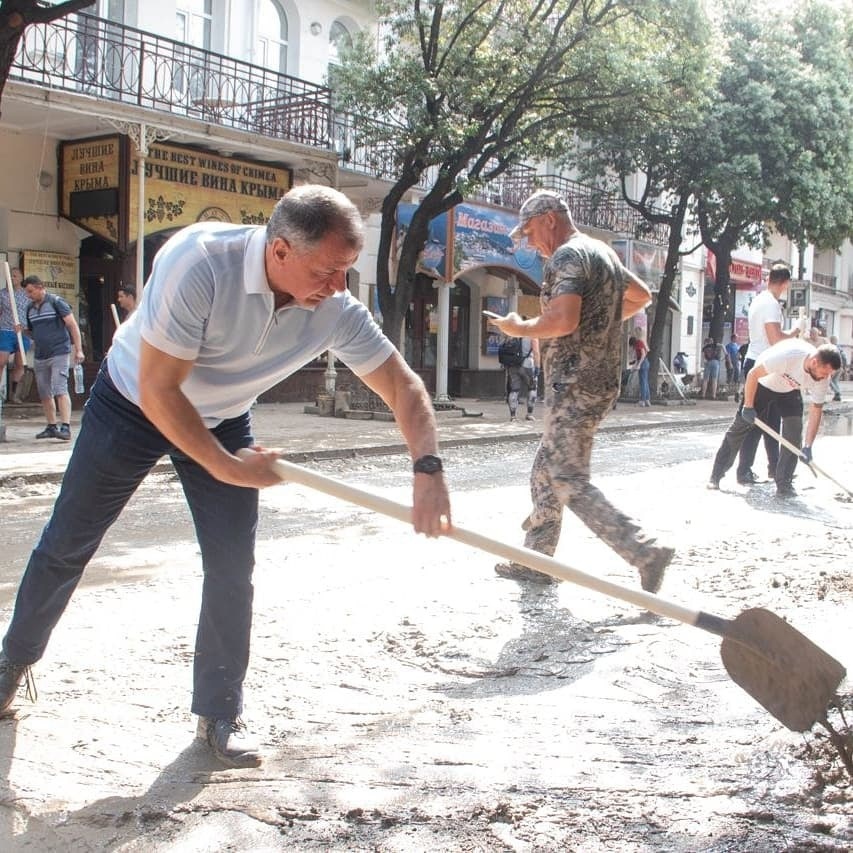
[740,406,756,424]
[800,445,813,464]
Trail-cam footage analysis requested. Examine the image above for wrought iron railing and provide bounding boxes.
[11,12,332,148]
[11,12,669,244]
[493,173,672,245]
[813,271,837,290]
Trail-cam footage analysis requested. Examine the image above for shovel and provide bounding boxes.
[753,416,853,498]
[253,453,847,734]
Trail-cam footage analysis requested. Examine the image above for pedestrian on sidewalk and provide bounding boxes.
[22,275,84,441]
[629,333,651,406]
[725,334,741,388]
[707,338,838,497]
[116,283,137,320]
[486,190,673,591]
[499,332,538,421]
[828,335,846,402]
[0,266,31,403]
[0,185,451,768]
[736,263,801,483]
[700,337,722,400]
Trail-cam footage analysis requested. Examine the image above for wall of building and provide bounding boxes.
[0,127,88,263]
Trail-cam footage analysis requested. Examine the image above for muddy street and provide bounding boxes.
[0,424,851,851]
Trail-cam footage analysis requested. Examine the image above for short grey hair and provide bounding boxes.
[267,185,363,252]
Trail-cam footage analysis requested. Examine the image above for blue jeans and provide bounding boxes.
[638,360,650,402]
[2,362,257,719]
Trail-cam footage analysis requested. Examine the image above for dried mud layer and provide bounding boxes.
[0,439,851,851]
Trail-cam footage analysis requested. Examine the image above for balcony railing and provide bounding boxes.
[10,12,332,148]
[11,12,669,244]
[813,272,837,290]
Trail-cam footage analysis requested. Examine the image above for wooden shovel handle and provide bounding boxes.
[753,416,853,497]
[255,453,702,628]
[3,261,27,356]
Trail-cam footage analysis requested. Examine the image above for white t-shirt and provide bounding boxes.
[756,338,829,405]
[746,289,784,360]
[108,223,395,426]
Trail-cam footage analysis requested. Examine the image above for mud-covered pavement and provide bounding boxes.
[0,424,851,851]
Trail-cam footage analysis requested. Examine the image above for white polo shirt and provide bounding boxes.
[756,338,829,405]
[108,223,395,426]
[746,289,784,360]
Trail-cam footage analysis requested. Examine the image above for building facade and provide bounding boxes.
[2,1,848,404]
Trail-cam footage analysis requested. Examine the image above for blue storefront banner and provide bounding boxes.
[397,202,543,285]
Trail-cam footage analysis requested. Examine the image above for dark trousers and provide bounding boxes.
[2,363,257,719]
[711,383,803,487]
[737,358,781,477]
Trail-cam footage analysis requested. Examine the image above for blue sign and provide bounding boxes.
[397,202,543,285]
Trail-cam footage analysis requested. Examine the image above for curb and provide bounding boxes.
[1,412,737,488]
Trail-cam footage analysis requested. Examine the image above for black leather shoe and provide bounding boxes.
[197,716,262,767]
[0,652,36,716]
[736,471,759,485]
[776,483,797,499]
[35,425,59,440]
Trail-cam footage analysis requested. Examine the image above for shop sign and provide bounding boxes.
[396,202,544,285]
[21,250,80,316]
[705,253,762,287]
[129,142,292,239]
[59,135,123,247]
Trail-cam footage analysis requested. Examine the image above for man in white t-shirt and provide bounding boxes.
[0,186,452,767]
[708,338,839,497]
[736,263,801,484]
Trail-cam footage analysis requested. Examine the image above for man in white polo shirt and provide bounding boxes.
[735,263,801,484]
[708,337,839,496]
[0,185,452,767]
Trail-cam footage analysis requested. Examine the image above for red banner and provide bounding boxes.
[705,253,762,287]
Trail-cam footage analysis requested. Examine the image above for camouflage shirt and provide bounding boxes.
[539,232,626,396]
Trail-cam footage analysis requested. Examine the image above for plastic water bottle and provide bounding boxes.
[73,363,85,394]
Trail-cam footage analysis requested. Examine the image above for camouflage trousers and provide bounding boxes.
[523,384,655,568]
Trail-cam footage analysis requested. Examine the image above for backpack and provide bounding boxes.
[26,292,66,330]
[498,336,526,368]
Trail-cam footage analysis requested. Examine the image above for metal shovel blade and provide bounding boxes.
[720,608,846,732]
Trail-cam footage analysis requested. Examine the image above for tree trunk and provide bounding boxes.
[647,195,688,398]
[709,241,734,347]
[796,240,808,280]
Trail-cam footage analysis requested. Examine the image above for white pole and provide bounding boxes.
[434,281,451,402]
[3,262,27,355]
[136,122,147,292]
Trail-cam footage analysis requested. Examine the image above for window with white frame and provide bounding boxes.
[257,0,288,74]
[176,0,212,50]
[328,20,353,65]
[175,0,212,100]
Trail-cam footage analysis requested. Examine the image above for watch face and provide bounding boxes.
[414,455,442,474]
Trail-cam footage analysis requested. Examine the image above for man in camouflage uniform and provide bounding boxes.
[487,190,673,591]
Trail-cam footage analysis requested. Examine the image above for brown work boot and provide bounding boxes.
[635,545,674,594]
[196,716,262,767]
[0,652,37,716]
[494,562,557,585]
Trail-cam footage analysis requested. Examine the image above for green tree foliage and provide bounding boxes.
[0,0,96,115]
[567,17,713,396]
[767,0,853,275]
[332,0,706,347]
[697,0,852,344]
[574,0,852,368]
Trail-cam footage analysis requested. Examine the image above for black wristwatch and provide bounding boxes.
[413,454,443,475]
